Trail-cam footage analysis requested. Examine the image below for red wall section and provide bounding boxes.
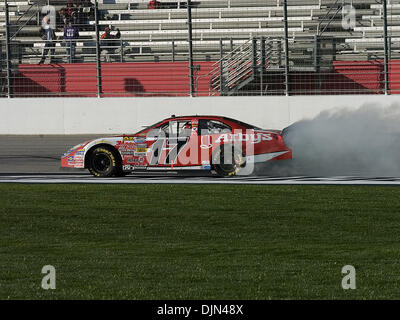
[332,59,400,94]
[389,60,400,94]
[330,60,384,94]
[14,60,400,97]
[288,61,385,95]
[14,61,217,97]
[14,65,65,96]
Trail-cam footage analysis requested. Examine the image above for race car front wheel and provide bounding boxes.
[212,145,244,177]
[88,146,119,177]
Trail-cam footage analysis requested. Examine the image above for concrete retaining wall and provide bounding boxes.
[1,95,399,134]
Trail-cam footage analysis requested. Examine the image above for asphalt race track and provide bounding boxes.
[1,135,400,185]
[0,135,98,174]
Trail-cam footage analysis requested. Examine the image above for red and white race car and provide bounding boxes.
[61,115,292,177]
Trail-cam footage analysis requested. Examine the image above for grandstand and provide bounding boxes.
[1,0,400,97]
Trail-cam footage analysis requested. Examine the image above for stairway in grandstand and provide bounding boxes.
[202,34,338,96]
[200,37,284,96]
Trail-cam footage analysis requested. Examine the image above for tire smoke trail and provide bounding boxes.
[260,104,400,177]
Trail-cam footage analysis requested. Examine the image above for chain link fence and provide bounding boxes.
[0,0,398,97]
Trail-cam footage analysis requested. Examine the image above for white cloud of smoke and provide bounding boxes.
[259,103,400,177]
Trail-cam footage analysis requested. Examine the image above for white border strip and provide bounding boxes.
[2,175,400,185]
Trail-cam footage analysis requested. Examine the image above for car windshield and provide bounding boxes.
[135,120,164,135]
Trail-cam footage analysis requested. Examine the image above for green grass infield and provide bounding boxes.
[1,184,400,299]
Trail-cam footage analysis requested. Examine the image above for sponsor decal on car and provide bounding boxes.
[215,132,273,143]
[202,161,211,170]
[134,137,147,143]
[134,143,148,156]
[117,142,136,155]
[200,135,213,149]
[126,157,137,164]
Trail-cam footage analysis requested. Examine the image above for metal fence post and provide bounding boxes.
[94,0,102,97]
[172,40,175,62]
[219,38,224,95]
[283,0,290,96]
[69,40,73,63]
[187,0,194,97]
[5,0,13,98]
[120,38,123,62]
[251,38,257,78]
[314,35,321,93]
[260,37,266,96]
[383,0,389,95]
[277,40,282,68]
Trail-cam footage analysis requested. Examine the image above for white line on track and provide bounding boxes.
[2,175,400,185]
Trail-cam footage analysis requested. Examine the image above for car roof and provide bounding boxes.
[135,115,262,135]
[165,115,261,129]
[166,115,234,121]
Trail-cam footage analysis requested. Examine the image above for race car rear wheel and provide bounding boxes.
[88,146,119,177]
[212,145,244,177]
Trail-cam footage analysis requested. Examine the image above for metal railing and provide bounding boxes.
[317,0,343,36]
[201,38,255,96]
[196,37,284,96]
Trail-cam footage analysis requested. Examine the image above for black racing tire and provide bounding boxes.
[88,146,120,177]
[212,145,245,177]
